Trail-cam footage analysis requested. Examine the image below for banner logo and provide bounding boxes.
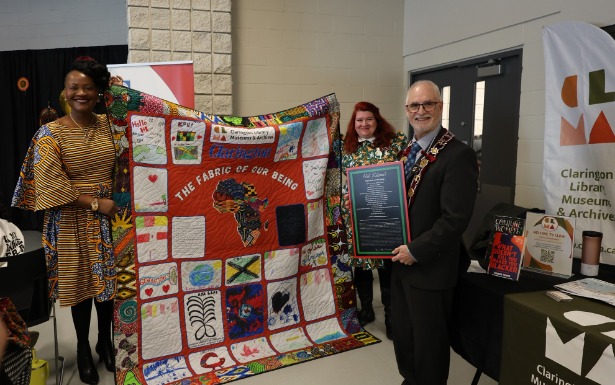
[560,69,615,146]
[543,312,615,384]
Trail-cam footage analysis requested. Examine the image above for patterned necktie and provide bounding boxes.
[404,141,422,182]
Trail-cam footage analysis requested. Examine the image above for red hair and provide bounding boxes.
[343,101,397,153]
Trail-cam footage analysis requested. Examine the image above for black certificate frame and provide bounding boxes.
[347,161,411,258]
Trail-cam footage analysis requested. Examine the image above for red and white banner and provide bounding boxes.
[543,21,615,264]
[109,61,195,108]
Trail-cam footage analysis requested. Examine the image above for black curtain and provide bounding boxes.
[0,45,128,230]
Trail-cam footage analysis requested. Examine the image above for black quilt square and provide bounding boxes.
[276,204,306,246]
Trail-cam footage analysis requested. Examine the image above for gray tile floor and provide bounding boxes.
[30,293,497,385]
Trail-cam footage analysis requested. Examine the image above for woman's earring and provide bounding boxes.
[98,93,103,102]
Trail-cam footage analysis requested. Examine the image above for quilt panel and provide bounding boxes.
[105,86,379,385]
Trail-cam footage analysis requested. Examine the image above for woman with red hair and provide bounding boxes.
[341,101,407,339]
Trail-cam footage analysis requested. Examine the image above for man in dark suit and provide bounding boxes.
[391,80,479,385]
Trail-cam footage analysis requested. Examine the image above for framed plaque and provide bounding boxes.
[347,161,411,258]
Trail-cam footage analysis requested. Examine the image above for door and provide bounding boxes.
[410,49,523,246]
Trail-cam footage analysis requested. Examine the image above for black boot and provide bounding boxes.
[358,306,376,326]
[355,267,375,326]
[95,334,115,372]
[77,341,99,385]
[380,262,393,340]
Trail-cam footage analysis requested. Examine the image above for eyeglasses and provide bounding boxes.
[405,101,440,113]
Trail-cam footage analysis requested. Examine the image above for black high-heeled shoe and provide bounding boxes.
[95,334,115,372]
[77,341,99,385]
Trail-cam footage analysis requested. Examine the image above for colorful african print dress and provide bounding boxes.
[12,114,116,307]
[340,131,408,269]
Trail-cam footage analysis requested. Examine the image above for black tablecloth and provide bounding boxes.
[450,258,615,381]
[499,290,615,385]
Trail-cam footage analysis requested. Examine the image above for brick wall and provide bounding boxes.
[232,0,406,133]
[126,0,406,132]
[127,0,232,114]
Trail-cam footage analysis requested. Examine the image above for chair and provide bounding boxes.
[0,248,64,385]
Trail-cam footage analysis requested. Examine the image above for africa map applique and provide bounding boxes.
[212,179,268,247]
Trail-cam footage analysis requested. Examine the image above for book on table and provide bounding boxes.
[486,215,526,281]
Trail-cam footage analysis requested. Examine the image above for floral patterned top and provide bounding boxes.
[340,131,408,269]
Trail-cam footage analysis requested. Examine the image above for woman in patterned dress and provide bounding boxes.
[12,58,121,384]
[340,101,408,339]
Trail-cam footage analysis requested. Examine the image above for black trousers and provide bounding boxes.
[391,267,454,385]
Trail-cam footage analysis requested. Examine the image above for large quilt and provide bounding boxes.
[104,86,380,385]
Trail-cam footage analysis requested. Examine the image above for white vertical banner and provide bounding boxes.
[543,21,615,265]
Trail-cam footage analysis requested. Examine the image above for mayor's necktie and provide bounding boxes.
[404,141,422,182]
